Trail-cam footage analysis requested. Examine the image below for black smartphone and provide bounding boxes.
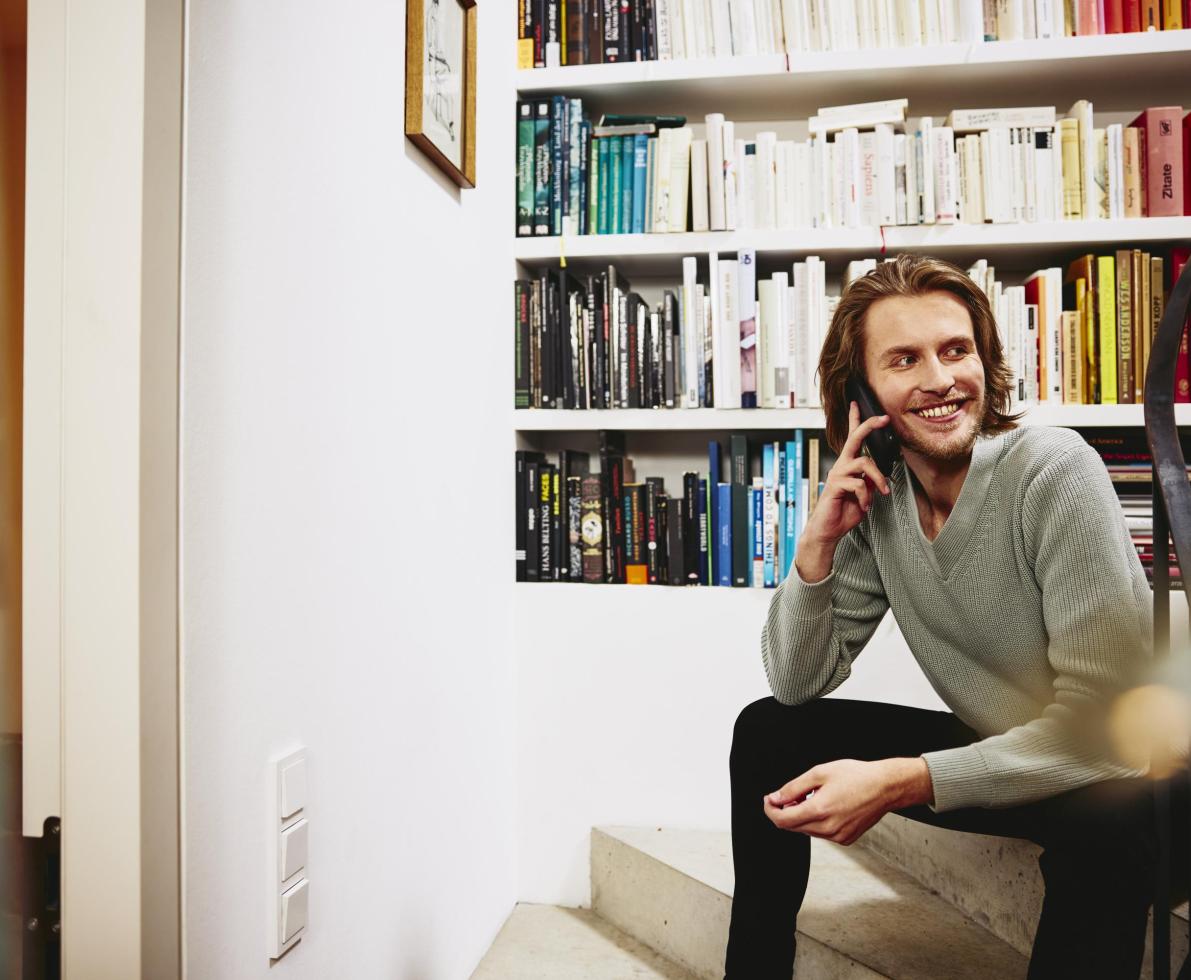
[845,375,900,478]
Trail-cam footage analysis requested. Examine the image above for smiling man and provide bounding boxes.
[722,253,1188,979]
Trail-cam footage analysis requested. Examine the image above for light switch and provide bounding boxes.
[280,878,308,944]
[281,819,308,882]
[281,758,306,818]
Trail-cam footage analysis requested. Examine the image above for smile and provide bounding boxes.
[909,399,967,422]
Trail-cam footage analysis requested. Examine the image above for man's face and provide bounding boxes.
[861,291,987,464]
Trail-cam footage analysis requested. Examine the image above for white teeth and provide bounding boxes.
[915,401,963,419]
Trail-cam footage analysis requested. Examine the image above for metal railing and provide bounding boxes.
[1142,251,1191,980]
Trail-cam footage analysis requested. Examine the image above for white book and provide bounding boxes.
[938,0,957,40]
[919,117,936,224]
[859,130,879,226]
[894,132,907,224]
[791,263,810,406]
[947,106,1057,132]
[735,139,755,230]
[814,96,909,120]
[758,278,778,407]
[668,127,694,232]
[923,0,943,42]
[1034,130,1054,222]
[806,256,826,404]
[932,125,958,223]
[718,259,741,407]
[830,140,844,227]
[1092,126,1107,220]
[899,0,923,43]
[711,0,734,55]
[775,141,796,228]
[771,0,788,53]
[691,139,711,232]
[731,0,759,53]
[653,129,674,233]
[807,0,826,48]
[1022,0,1037,37]
[997,0,1024,39]
[706,114,728,231]
[682,0,701,58]
[793,141,813,226]
[773,271,791,407]
[682,256,700,408]
[812,135,832,227]
[645,138,657,232]
[993,127,1013,222]
[670,0,687,58]
[905,129,920,224]
[1034,0,1055,37]
[963,134,985,223]
[697,0,715,57]
[755,0,775,53]
[1010,127,1025,222]
[1021,128,1036,222]
[857,0,878,47]
[839,128,862,227]
[1025,304,1039,403]
[875,123,897,225]
[781,0,812,51]
[1106,123,1123,221]
[1046,267,1063,404]
[709,251,722,406]
[958,0,985,40]
[722,121,738,230]
[1067,100,1095,222]
[755,131,778,229]
[657,0,674,58]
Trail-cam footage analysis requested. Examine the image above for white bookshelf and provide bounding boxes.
[516,32,1191,118]
[514,404,1191,431]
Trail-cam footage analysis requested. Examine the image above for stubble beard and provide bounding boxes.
[897,390,986,463]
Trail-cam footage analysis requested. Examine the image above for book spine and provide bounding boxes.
[730,434,750,586]
[608,135,623,236]
[716,483,732,586]
[667,497,685,585]
[602,0,621,60]
[580,474,605,583]
[533,101,552,235]
[751,479,764,588]
[1139,107,1184,217]
[515,281,531,408]
[631,133,649,233]
[567,99,584,235]
[698,477,710,585]
[682,473,700,585]
[645,478,662,583]
[578,121,591,235]
[739,248,758,408]
[1097,255,1118,404]
[1116,249,1134,403]
[566,476,583,581]
[551,96,566,236]
[620,134,635,233]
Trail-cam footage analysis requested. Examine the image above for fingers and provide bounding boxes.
[853,456,892,496]
[842,410,891,460]
[840,477,871,512]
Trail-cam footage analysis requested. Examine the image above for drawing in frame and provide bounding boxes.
[405,0,477,189]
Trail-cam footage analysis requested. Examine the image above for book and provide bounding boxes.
[1129,106,1185,217]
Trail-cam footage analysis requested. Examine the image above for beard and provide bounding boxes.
[895,390,986,463]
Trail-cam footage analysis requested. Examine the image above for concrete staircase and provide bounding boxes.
[472,815,1189,979]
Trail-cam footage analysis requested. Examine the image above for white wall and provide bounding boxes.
[181,3,516,978]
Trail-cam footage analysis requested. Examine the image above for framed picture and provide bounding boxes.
[405,0,477,189]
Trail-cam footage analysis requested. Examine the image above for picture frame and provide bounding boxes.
[405,0,477,189]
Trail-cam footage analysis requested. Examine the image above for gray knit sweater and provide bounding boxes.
[762,425,1153,813]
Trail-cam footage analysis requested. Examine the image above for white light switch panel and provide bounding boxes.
[269,748,308,960]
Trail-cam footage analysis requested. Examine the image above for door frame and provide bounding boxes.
[23,0,184,975]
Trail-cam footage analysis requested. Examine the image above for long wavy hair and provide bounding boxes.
[819,253,1023,454]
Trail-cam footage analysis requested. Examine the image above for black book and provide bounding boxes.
[601,0,620,62]
[517,101,534,236]
[550,96,566,236]
[539,463,555,581]
[516,451,546,581]
[618,0,631,61]
[550,465,563,581]
[629,0,644,60]
[662,290,678,407]
[730,434,751,587]
[545,0,561,64]
[526,458,543,582]
[656,493,670,583]
[533,100,552,235]
[585,0,604,64]
[533,0,547,66]
[642,0,657,59]
[599,430,627,582]
[566,476,584,581]
[589,272,608,409]
[626,293,641,409]
[683,472,701,585]
[624,483,647,581]
[645,477,665,583]
[578,121,591,236]
[565,0,587,64]
[667,496,686,585]
[537,271,553,407]
[515,280,532,409]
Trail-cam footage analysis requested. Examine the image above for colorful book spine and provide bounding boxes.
[631,132,648,234]
[708,440,722,583]
[1097,254,1118,404]
[597,138,611,234]
[783,434,803,581]
[620,134,635,234]
[608,135,623,237]
[716,483,732,587]
[751,479,764,588]
[550,95,566,236]
[762,443,776,588]
[533,100,552,235]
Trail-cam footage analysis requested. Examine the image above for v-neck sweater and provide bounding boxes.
[762,425,1154,813]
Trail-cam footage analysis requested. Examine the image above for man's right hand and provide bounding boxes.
[794,400,892,582]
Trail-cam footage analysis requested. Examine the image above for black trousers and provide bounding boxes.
[724,696,1190,980]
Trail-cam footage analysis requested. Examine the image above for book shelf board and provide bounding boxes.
[513,405,1191,432]
[515,217,1191,275]
[516,32,1191,119]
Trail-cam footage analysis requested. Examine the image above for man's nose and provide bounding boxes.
[920,357,956,394]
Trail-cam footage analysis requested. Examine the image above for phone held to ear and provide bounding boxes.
[845,375,900,479]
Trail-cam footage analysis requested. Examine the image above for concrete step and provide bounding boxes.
[469,902,697,980]
[590,826,1028,980]
[857,811,1189,979]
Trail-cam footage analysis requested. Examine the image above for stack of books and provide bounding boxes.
[515,432,825,587]
[518,0,1189,67]
[515,98,1191,237]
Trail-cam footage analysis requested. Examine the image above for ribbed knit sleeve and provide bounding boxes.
[921,442,1152,813]
[762,527,889,705]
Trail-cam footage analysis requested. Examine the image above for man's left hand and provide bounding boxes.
[762,758,931,847]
